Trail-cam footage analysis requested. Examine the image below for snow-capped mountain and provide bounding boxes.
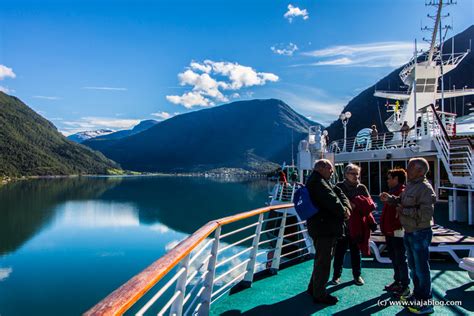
[67,129,115,143]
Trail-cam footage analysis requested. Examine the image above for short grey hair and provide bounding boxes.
[314,159,333,171]
[409,157,429,175]
[345,163,361,175]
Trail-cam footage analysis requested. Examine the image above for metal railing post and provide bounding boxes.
[199,226,221,315]
[243,213,264,286]
[300,224,315,255]
[290,185,296,202]
[270,211,287,273]
[169,254,190,316]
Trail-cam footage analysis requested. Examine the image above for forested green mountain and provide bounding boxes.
[0,92,119,177]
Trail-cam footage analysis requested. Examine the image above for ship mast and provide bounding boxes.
[426,0,443,63]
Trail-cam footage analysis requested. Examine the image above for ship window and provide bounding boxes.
[416,78,427,84]
[380,162,392,192]
[416,85,424,92]
[426,78,436,84]
[393,160,406,169]
[427,160,435,186]
[360,162,369,189]
[370,162,380,195]
[424,85,435,92]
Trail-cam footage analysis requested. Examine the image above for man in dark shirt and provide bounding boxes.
[306,159,351,305]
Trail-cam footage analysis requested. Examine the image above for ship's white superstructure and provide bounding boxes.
[292,0,473,224]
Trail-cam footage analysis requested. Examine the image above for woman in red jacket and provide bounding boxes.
[380,169,410,297]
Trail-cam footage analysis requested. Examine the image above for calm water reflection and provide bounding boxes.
[0,176,271,316]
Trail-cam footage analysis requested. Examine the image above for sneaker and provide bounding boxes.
[354,276,365,286]
[400,291,413,302]
[394,286,411,298]
[384,281,401,292]
[407,304,434,314]
[328,278,340,285]
[313,294,339,305]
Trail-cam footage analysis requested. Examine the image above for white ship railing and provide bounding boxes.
[84,203,314,316]
[330,107,459,155]
[428,104,473,185]
[329,130,417,154]
[273,182,298,202]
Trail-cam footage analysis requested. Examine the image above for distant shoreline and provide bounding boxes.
[0,169,270,185]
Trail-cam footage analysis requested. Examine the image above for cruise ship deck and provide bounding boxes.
[211,203,474,315]
[211,259,471,315]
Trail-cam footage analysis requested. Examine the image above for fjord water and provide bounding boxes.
[0,176,270,315]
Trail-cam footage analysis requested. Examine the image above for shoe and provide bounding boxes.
[400,291,413,302]
[354,276,365,286]
[407,304,434,314]
[328,278,340,285]
[313,294,339,305]
[394,286,410,298]
[384,281,401,292]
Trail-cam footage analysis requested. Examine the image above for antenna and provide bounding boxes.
[422,0,456,113]
[422,0,455,63]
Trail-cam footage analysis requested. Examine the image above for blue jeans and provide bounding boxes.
[404,228,433,300]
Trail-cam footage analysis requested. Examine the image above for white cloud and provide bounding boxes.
[204,60,279,90]
[82,86,127,91]
[178,69,228,101]
[271,43,299,56]
[0,65,16,80]
[33,95,61,100]
[151,111,173,120]
[0,86,13,93]
[166,60,279,108]
[0,267,12,281]
[190,61,212,73]
[61,117,140,135]
[149,223,170,233]
[167,91,213,108]
[301,42,430,68]
[284,4,309,23]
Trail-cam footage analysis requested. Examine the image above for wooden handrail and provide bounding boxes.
[84,203,293,316]
[217,204,293,226]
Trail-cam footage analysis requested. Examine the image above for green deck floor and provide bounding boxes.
[211,258,473,315]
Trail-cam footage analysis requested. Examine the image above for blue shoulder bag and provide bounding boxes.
[292,185,319,220]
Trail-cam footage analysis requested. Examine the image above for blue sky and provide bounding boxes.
[0,0,472,135]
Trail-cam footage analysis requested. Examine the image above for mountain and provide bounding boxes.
[326,25,474,140]
[67,129,115,143]
[91,99,321,172]
[83,119,159,151]
[0,92,120,177]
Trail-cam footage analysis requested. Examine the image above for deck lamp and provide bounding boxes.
[340,111,352,151]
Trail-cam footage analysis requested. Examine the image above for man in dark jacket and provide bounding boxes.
[306,159,351,305]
